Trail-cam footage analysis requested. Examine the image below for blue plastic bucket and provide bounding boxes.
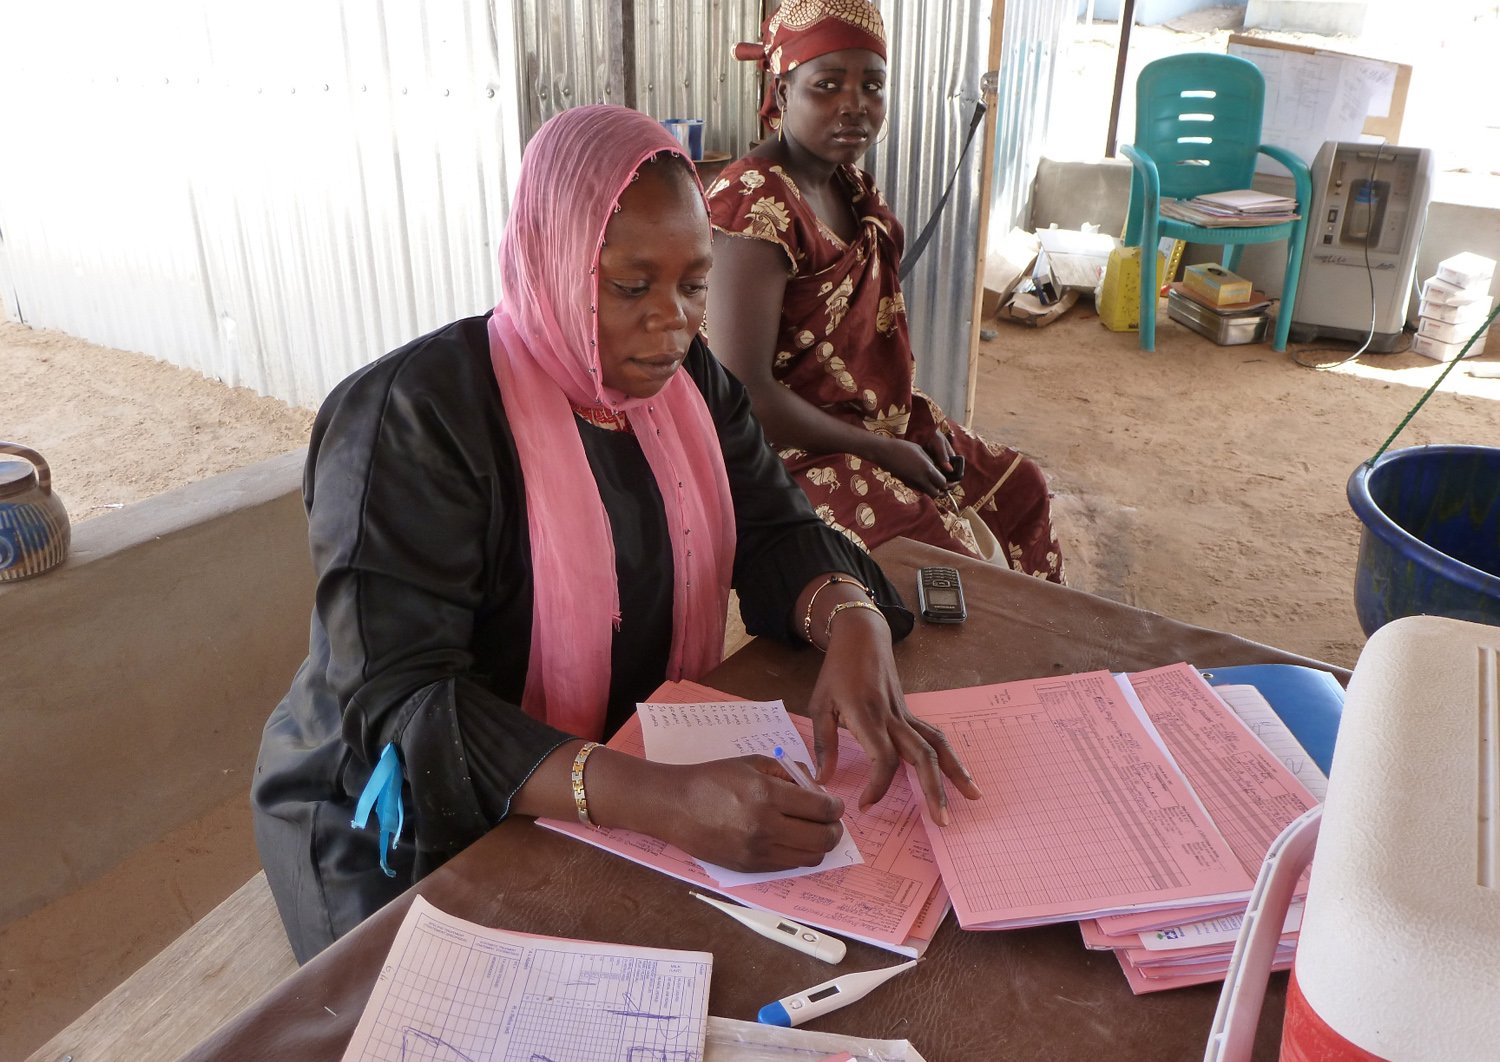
[1347,444,1500,636]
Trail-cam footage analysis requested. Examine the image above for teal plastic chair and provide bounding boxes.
[1121,53,1311,351]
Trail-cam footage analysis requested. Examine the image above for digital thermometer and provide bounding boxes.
[757,959,918,1027]
[690,891,846,963]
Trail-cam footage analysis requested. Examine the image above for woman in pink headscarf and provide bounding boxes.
[252,105,978,962]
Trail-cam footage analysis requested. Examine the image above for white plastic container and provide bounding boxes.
[1206,616,1500,1061]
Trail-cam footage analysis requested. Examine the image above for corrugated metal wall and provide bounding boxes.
[989,0,1073,240]
[0,0,522,409]
[871,0,993,418]
[0,0,1061,416]
[631,0,763,160]
[513,1,625,131]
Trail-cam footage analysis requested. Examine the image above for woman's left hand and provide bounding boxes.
[920,431,956,479]
[806,608,981,824]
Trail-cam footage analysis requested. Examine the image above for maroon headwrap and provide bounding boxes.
[735,0,888,131]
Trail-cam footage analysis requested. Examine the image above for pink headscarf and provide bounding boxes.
[489,105,735,739]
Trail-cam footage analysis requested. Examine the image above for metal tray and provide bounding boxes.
[1166,289,1269,345]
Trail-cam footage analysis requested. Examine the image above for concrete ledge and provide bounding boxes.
[0,451,312,924]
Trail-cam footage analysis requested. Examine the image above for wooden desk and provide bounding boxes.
[182,539,1344,1061]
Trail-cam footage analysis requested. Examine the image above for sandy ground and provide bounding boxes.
[981,307,1500,671]
[1,321,316,521]
[5,298,1499,1056]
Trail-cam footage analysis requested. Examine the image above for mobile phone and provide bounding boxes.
[916,566,966,623]
[943,454,965,484]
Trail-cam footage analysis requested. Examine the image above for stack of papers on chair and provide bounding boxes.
[1161,188,1300,227]
[904,663,1324,993]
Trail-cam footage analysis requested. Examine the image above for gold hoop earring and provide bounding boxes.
[778,123,784,143]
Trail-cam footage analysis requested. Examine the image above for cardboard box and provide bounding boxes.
[1435,252,1495,289]
[1421,275,1491,306]
[1418,295,1493,326]
[1411,329,1488,362]
[982,228,1041,320]
[1183,263,1253,306]
[1000,288,1079,328]
[1417,313,1490,346]
[1036,227,1118,292]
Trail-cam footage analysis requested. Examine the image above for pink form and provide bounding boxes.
[539,680,946,956]
[1094,663,1319,937]
[1115,944,1294,996]
[905,669,1253,930]
[1123,663,1318,878]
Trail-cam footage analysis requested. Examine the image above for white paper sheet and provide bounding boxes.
[637,699,864,886]
[1227,41,1399,173]
[704,1016,926,1061]
[1212,684,1330,802]
[342,896,714,1062]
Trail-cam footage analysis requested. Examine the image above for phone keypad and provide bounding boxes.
[924,567,958,589]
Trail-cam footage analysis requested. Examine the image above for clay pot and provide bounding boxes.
[0,442,71,581]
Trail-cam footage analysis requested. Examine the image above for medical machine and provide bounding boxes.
[1288,142,1433,351]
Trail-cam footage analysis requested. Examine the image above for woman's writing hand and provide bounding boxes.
[807,608,981,824]
[656,756,845,872]
[873,437,950,497]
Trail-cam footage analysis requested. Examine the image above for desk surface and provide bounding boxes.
[184,539,1344,1062]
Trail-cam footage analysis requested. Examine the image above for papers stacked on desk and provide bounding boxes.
[1160,188,1300,227]
[343,897,929,1061]
[905,663,1325,994]
[342,896,714,1061]
[543,665,1333,994]
[541,681,949,958]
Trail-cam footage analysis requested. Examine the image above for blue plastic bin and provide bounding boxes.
[1347,444,1500,636]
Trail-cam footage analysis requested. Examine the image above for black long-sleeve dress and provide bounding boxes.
[252,313,911,962]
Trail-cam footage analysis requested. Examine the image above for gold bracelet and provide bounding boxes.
[824,599,885,641]
[801,573,874,645]
[571,741,601,826]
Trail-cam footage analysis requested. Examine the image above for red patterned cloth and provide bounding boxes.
[707,158,1064,581]
[735,0,888,131]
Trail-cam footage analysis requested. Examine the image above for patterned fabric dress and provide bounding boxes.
[706,158,1064,580]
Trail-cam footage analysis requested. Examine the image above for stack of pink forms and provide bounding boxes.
[905,663,1322,993]
[543,664,1324,994]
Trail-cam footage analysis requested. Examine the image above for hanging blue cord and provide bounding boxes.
[351,742,405,878]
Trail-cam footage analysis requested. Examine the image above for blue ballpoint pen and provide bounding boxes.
[773,745,822,791]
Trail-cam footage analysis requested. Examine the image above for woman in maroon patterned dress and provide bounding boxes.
[706,0,1063,580]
